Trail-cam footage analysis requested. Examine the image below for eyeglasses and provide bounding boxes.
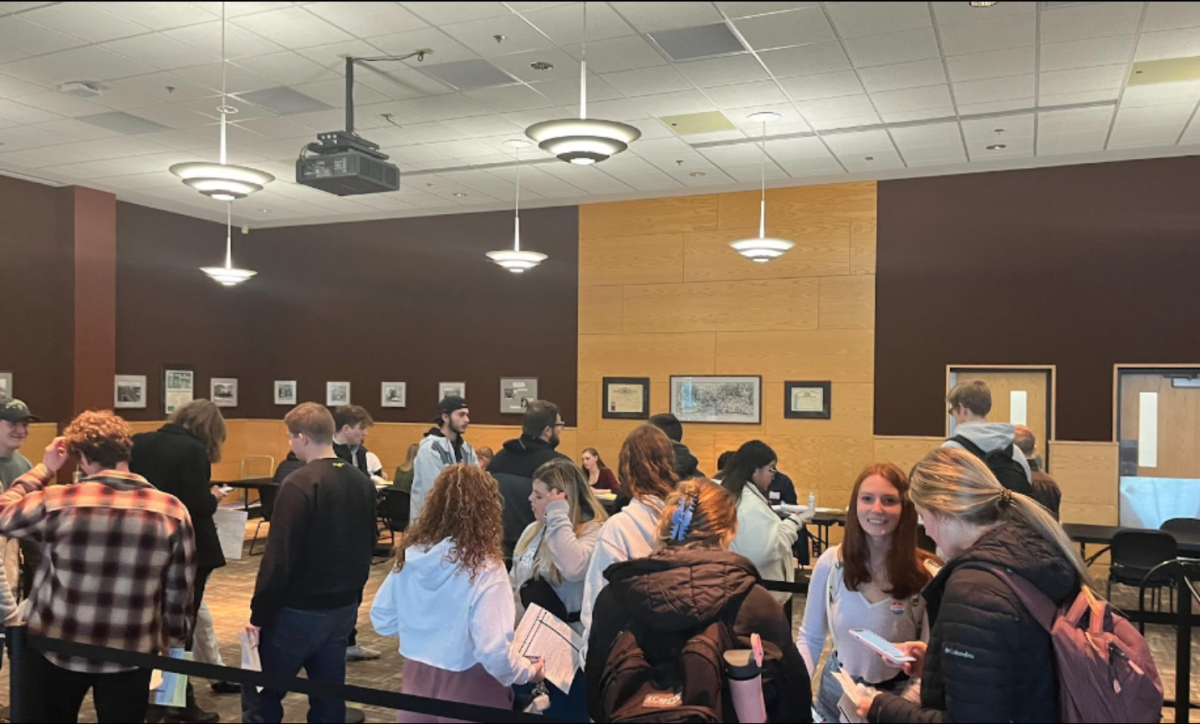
[554,421,567,429]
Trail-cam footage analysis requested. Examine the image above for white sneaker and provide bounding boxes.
[346,644,381,661]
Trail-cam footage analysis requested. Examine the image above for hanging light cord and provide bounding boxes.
[218,1,230,166]
[579,2,588,120]
[224,203,233,269]
[514,146,522,252]
[759,120,767,240]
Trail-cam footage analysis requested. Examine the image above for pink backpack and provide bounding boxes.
[966,564,1164,723]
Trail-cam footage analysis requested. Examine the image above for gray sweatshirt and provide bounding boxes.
[409,433,477,526]
[944,421,1032,481]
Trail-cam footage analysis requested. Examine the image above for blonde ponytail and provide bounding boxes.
[910,448,1096,592]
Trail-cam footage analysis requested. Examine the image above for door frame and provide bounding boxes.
[1112,363,1200,442]
[945,364,1057,467]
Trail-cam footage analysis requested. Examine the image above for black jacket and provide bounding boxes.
[671,440,702,480]
[130,424,225,571]
[487,436,568,558]
[586,547,812,723]
[333,442,371,476]
[870,518,1079,723]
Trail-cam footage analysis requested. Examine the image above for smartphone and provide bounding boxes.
[849,628,914,663]
[219,486,233,495]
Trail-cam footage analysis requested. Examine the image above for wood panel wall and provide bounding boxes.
[576,183,877,503]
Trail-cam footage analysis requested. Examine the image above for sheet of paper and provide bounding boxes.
[1010,390,1028,426]
[1138,392,1158,468]
[512,603,583,694]
[214,508,249,560]
[153,649,191,707]
[240,630,264,693]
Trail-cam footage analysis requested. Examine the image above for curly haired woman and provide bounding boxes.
[371,463,545,722]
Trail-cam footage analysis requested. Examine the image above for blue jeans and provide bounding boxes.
[242,604,358,723]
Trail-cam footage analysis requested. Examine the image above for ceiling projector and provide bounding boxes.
[296,131,400,196]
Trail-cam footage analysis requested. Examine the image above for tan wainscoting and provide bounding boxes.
[1047,440,1119,526]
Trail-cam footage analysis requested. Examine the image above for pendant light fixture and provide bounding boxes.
[487,140,548,273]
[525,2,640,164]
[201,203,257,286]
[729,112,795,263]
[170,2,273,200]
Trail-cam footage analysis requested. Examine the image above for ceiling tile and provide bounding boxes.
[0,1,57,12]
[521,2,637,45]
[442,114,523,138]
[0,16,87,55]
[810,113,880,131]
[870,85,953,114]
[931,1,1036,26]
[879,106,954,123]
[953,74,1035,106]
[759,42,852,78]
[841,149,905,172]
[734,6,836,51]
[631,89,718,117]
[610,2,724,33]
[442,14,554,57]
[843,27,941,69]
[562,36,668,74]
[938,13,1036,57]
[20,2,148,43]
[369,28,477,65]
[305,1,427,37]
[0,97,62,124]
[171,62,276,94]
[1037,106,1115,135]
[776,155,845,177]
[292,78,389,107]
[1108,123,1183,149]
[1040,36,1137,73]
[126,103,215,129]
[779,70,864,102]
[1041,2,1144,44]
[463,84,557,113]
[0,74,47,99]
[164,22,286,61]
[233,52,340,87]
[857,59,947,93]
[102,34,219,70]
[9,90,107,118]
[602,65,694,97]
[90,84,170,111]
[946,46,1035,83]
[890,121,961,149]
[489,48,580,84]
[0,44,25,66]
[0,57,81,87]
[675,54,770,88]
[527,75,623,106]
[715,2,819,18]
[42,46,156,81]
[965,135,1033,161]
[405,93,493,121]
[1120,80,1200,108]
[795,94,877,122]
[827,2,931,39]
[37,117,126,140]
[1039,65,1127,97]
[1115,102,1194,128]
[190,2,296,19]
[703,80,789,109]
[900,143,967,166]
[956,97,1032,116]
[1036,128,1109,155]
[92,2,219,31]
[1037,88,1120,106]
[231,7,353,49]
[1143,1,1200,33]
[398,2,512,26]
[1134,28,1200,62]
[822,128,896,154]
[359,65,457,101]
[961,112,1033,141]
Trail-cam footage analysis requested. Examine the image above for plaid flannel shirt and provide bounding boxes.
[0,464,196,674]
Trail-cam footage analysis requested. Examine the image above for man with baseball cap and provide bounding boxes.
[0,399,39,603]
[409,396,477,525]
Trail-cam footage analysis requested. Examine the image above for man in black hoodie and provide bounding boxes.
[649,413,703,480]
[488,400,569,559]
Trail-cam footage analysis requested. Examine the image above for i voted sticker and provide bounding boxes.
[890,600,907,616]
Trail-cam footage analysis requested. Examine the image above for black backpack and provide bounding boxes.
[598,618,734,723]
[951,435,1035,497]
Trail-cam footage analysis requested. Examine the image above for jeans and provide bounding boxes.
[24,652,152,723]
[242,603,358,723]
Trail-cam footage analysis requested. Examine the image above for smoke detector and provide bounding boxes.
[58,81,103,98]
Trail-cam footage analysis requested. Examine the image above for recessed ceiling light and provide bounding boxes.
[865,156,875,161]
[987,143,1007,150]
[530,61,554,71]
[259,208,270,214]
[453,192,468,197]
[689,171,706,177]
[994,128,1005,134]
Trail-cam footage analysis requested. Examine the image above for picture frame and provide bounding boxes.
[784,381,832,420]
[500,378,537,414]
[114,374,148,409]
[0,371,12,400]
[670,375,762,425]
[274,380,297,406]
[439,382,466,400]
[162,365,194,417]
[327,381,351,406]
[381,382,407,408]
[211,377,238,408]
[602,377,650,420]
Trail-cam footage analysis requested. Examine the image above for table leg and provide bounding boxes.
[1175,568,1193,724]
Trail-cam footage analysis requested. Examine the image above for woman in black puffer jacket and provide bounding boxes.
[856,448,1090,723]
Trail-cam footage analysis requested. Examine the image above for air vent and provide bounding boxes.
[416,59,518,91]
[649,23,747,62]
[78,112,170,135]
[237,87,331,116]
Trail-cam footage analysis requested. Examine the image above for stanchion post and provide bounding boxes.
[6,625,30,724]
[1175,567,1192,724]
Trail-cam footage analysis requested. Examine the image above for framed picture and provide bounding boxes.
[274,381,297,406]
[0,371,11,400]
[114,374,148,409]
[439,382,466,400]
[603,377,650,420]
[211,378,238,408]
[500,378,538,414]
[382,382,407,408]
[784,381,832,420]
[327,381,351,406]
[162,365,194,416]
[670,375,762,425]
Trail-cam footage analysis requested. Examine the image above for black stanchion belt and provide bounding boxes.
[25,634,577,724]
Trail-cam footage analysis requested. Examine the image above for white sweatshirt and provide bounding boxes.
[580,496,665,644]
[729,483,803,605]
[370,538,534,687]
[510,500,602,634]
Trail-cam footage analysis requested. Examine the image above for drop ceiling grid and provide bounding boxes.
[0,2,1197,226]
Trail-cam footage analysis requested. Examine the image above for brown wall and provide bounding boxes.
[116,203,579,426]
[875,156,1200,442]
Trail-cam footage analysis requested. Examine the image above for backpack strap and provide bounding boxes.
[950,435,987,459]
[958,562,1057,632]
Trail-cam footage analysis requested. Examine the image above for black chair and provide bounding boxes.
[377,488,411,549]
[1107,529,1178,625]
[248,485,278,557]
[1161,517,1200,537]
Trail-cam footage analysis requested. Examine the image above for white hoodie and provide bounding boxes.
[370,538,534,687]
[579,496,665,645]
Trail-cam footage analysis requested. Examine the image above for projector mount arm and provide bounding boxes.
[344,51,429,135]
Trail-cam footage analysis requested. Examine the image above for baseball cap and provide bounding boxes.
[434,396,468,422]
[0,399,39,423]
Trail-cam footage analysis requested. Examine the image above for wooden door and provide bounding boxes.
[949,369,1052,464]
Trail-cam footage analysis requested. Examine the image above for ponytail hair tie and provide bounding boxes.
[670,496,696,542]
[998,489,1015,509]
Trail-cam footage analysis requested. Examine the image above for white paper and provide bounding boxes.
[832,668,871,724]
[214,508,249,561]
[512,604,583,694]
[239,630,264,693]
[1138,392,1158,468]
[1010,390,1028,426]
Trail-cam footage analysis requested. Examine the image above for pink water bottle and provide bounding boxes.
[724,648,767,723]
